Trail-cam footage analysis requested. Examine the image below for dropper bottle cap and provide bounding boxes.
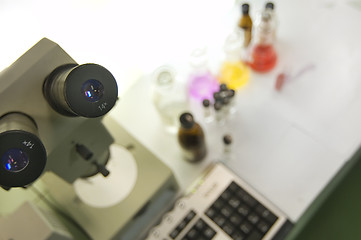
[223,134,233,145]
[265,2,274,10]
[179,112,195,129]
[242,3,250,15]
[202,99,210,108]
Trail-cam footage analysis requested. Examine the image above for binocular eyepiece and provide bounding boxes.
[0,61,118,189]
[0,113,47,188]
[43,63,118,118]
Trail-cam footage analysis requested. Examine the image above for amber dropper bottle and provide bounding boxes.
[238,3,253,48]
[178,112,207,162]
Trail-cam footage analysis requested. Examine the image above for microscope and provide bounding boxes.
[0,38,178,239]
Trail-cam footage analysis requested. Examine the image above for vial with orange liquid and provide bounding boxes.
[218,31,250,90]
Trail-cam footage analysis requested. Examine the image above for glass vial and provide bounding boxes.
[238,3,253,48]
[187,48,220,102]
[218,31,250,90]
[178,112,207,162]
[152,65,189,133]
[265,2,278,41]
[202,99,214,123]
[222,134,233,163]
[213,101,225,126]
[249,11,277,72]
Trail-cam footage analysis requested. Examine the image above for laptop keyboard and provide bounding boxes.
[146,163,291,240]
[205,181,278,240]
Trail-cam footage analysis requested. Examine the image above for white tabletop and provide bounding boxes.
[1,0,361,222]
[108,0,361,222]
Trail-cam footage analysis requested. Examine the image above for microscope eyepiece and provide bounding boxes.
[43,63,118,118]
[0,112,47,188]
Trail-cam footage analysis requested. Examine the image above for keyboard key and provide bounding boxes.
[169,228,179,239]
[213,198,225,210]
[246,230,263,240]
[230,213,243,226]
[213,214,227,227]
[186,228,199,239]
[205,208,216,219]
[178,220,187,230]
[222,221,235,236]
[229,181,241,192]
[255,204,278,224]
[220,189,233,201]
[240,222,252,235]
[232,231,246,240]
[229,197,241,209]
[247,212,260,225]
[242,194,258,208]
[169,210,196,239]
[235,187,248,200]
[203,227,216,239]
[237,204,250,217]
[185,210,196,222]
[195,219,206,230]
[257,220,271,234]
[220,205,233,218]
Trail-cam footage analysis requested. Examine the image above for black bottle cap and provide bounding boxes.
[223,97,230,105]
[202,99,210,107]
[266,2,274,10]
[180,112,195,128]
[220,84,228,92]
[223,134,233,145]
[213,92,221,101]
[229,89,235,98]
[242,3,250,15]
[214,101,222,111]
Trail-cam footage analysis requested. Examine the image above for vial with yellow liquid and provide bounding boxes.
[218,31,250,90]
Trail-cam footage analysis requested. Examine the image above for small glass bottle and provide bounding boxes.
[248,11,277,73]
[222,134,233,163]
[228,89,237,114]
[178,112,207,162]
[202,99,214,123]
[265,2,278,41]
[238,3,253,48]
[152,65,189,133]
[187,48,220,102]
[214,101,225,126]
[218,31,250,90]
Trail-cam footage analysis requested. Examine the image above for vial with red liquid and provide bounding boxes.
[248,11,277,73]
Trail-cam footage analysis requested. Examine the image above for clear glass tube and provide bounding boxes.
[188,48,220,102]
[218,31,250,90]
[152,65,189,133]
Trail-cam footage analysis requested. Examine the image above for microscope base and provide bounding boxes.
[40,117,179,240]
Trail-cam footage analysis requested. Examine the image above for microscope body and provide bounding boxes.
[0,38,178,239]
[0,38,113,184]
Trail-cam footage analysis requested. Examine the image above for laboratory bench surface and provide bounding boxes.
[109,0,361,224]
